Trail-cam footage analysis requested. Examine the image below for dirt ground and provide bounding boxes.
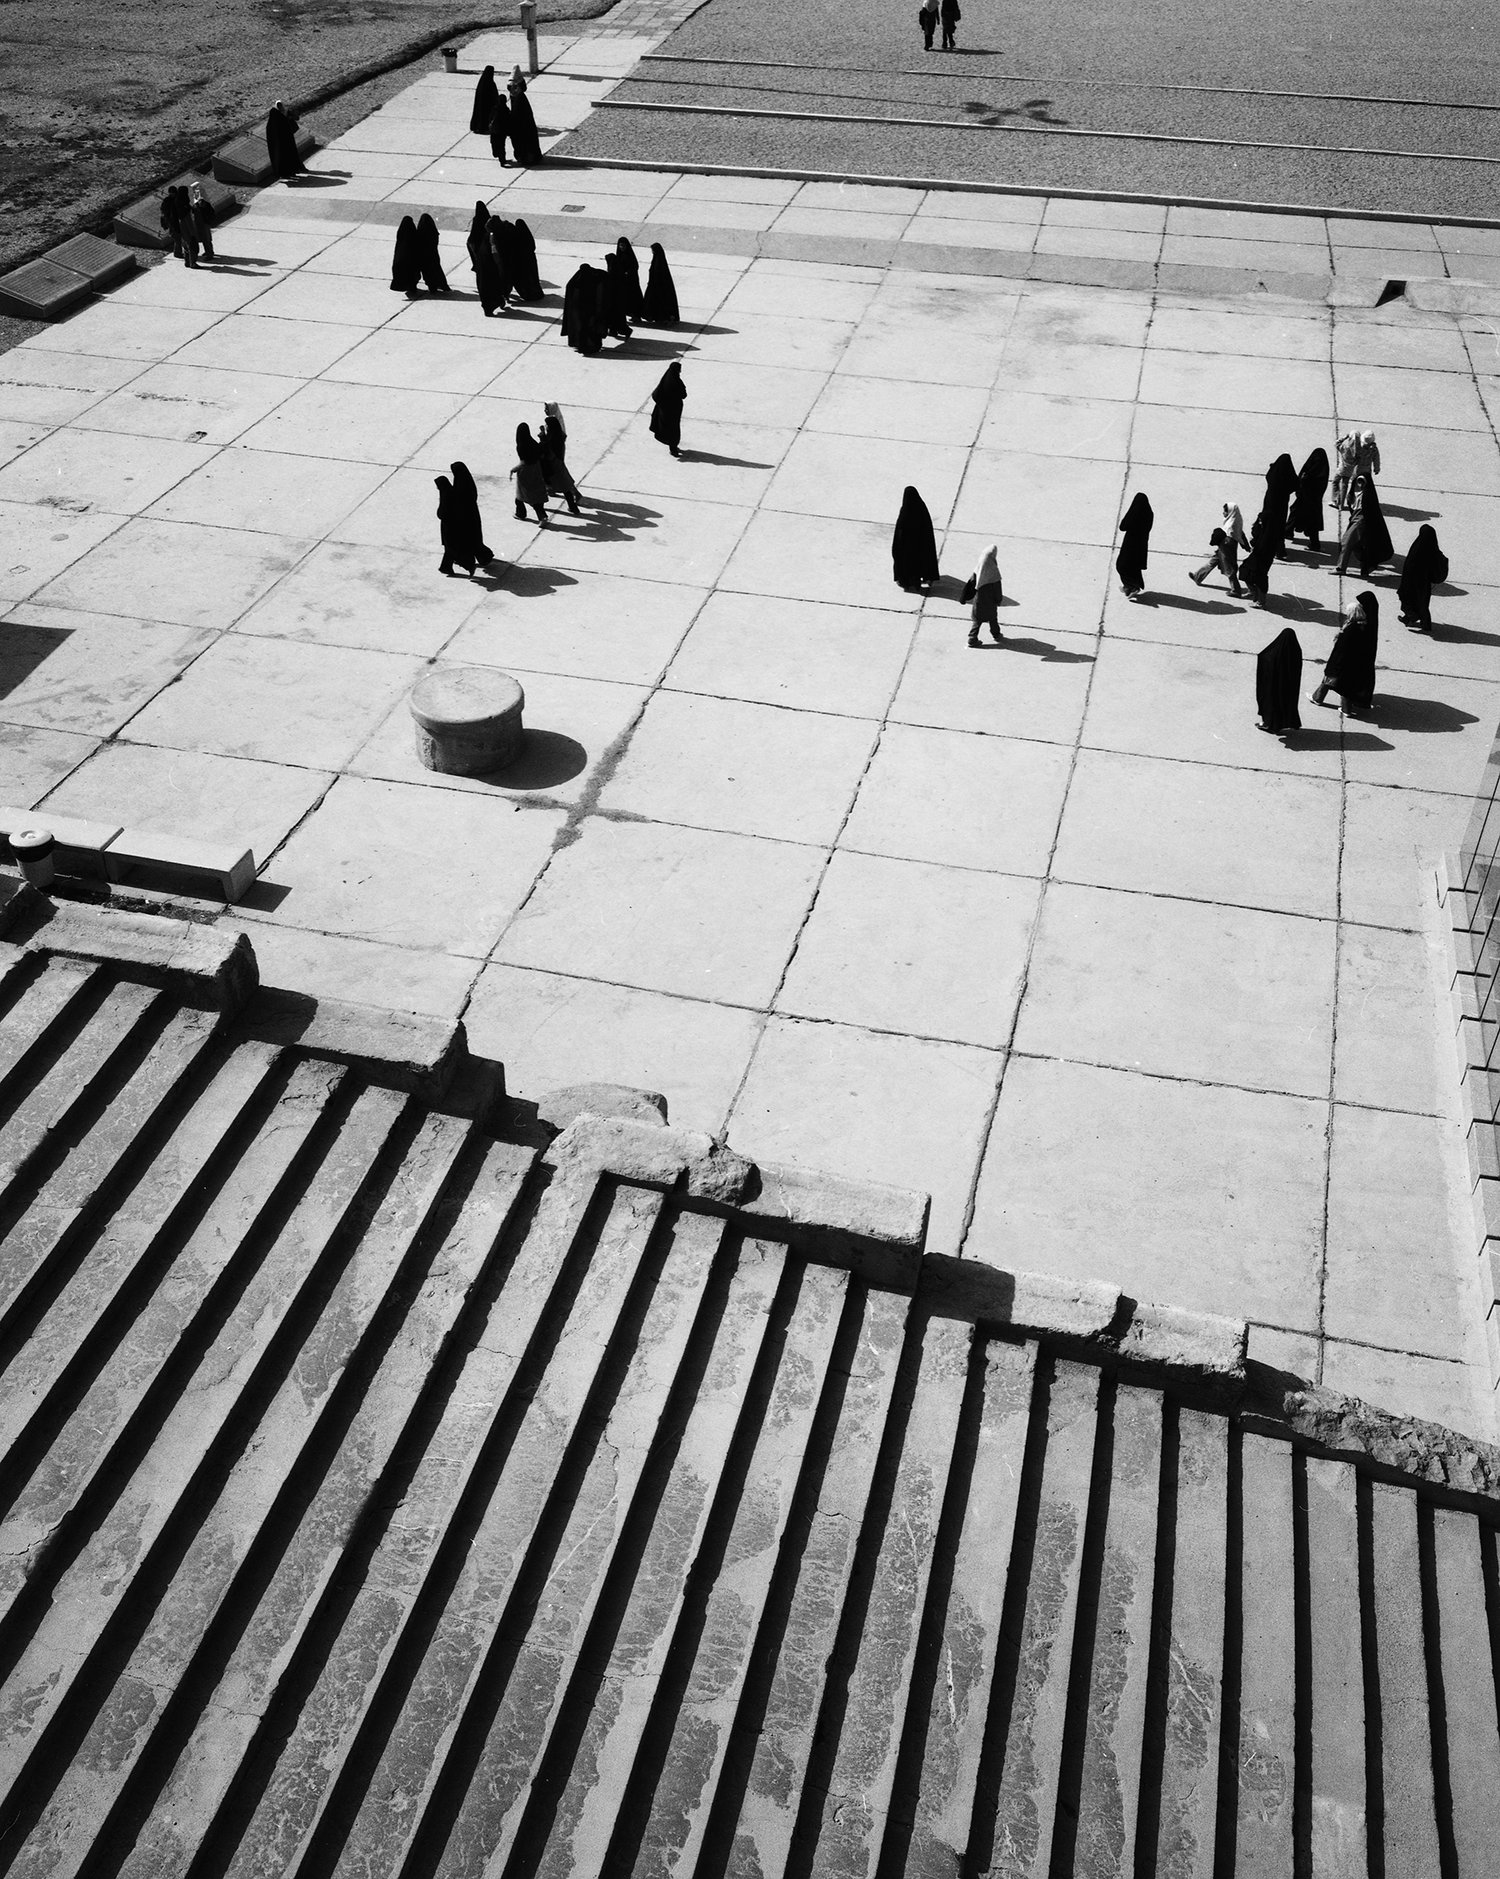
[0,0,609,276]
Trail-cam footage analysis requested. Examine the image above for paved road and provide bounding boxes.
[561,0,1500,217]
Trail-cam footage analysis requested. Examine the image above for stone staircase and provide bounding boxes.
[0,904,1497,1878]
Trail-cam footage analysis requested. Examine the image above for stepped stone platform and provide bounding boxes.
[0,896,1496,1877]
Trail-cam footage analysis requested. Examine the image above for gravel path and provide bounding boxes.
[558,0,1500,217]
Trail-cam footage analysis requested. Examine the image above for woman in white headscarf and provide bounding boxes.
[968,543,1003,646]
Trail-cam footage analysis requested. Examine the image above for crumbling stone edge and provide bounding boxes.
[547,1110,1500,1502]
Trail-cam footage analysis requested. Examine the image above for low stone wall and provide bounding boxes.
[1437,725,1500,1393]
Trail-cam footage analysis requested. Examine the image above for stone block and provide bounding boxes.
[410,667,525,777]
[212,126,317,187]
[29,901,258,1014]
[921,1255,1122,1336]
[1473,1174,1500,1246]
[1486,1311,1500,1385]
[1480,1242,1500,1317]
[1117,1298,1248,1382]
[114,179,239,250]
[1456,1012,1498,1070]
[1466,1124,1500,1190]
[103,828,255,903]
[535,1082,668,1134]
[1461,1065,1500,1129]
[242,990,468,1100]
[0,256,94,321]
[741,1157,927,1287]
[48,233,137,291]
[1451,972,1485,1027]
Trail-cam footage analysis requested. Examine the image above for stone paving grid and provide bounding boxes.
[3,26,1500,1441]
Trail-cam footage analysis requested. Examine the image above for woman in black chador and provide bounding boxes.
[1288,446,1329,553]
[539,403,582,514]
[265,100,306,179]
[614,238,646,322]
[602,252,634,340]
[892,486,939,591]
[1239,512,1276,606]
[1398,524,1448,632]
[414,215,450,294]
[649,364,686,456]
[1256,628,1303,734]
[1335,473,1393,578]
[391,216,422,295]
[436,462,493,576]
[1115,492,1153,599]
[509,219,543,300]
[488,91,512,165]
[507,68,543,165]
[641,242,679,325]
[468,204,505,313]
[1311,591,1378,711]
[471,66,500,135]
[561,264,608,354]
[1258,453,1299,559]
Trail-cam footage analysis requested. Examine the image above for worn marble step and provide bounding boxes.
[214,1169,666,1879]
[0,1036,278,1479]
[0,1002,226,1365]
[0,978,165,1196]
[6,1109,485,1879]
[0,1081,410,1812]
[0,957,99,1096]
[0,1058,344,1613]
[108,1135,538,1879]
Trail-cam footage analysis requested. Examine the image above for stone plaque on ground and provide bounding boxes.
[0,257,93,321]
[49,235,137,291]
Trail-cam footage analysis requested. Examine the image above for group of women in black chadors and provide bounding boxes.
[471,64,543,167]
[435,405,579,573]
[892,426,1453,737]
[561,237,679,354]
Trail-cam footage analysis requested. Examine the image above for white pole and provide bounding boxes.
[521,1,539,76]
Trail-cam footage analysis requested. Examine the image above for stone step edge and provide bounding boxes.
[13,897,256,1017]
[541,151,1500,234]
[236,987,496,1110]
[545,1113,1246,1381]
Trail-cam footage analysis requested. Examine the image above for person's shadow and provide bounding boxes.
[676,448,775,470]
[1365,693,1480,734]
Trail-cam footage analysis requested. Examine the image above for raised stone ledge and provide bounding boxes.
[240,989,477,1105]
[1260,1383,1500,1501]
[918,1256,1248,1386]
[23,899,256,1015]
[545,1114,927,1287]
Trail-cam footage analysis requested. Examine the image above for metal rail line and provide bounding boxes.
[598,96,1500,164]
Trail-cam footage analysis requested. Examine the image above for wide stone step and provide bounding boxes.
[0,959,1495,1879]
[107,1135,538,1879]
[0,1079,408,1811]
[0,1058,344,1618]
[0,1031,271,1477]
[4,1108,481,1877]
[0,979,166,1218]
[0,958,99,1096]
[212,1168,664,1879]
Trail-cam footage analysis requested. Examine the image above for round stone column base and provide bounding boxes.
[410,667,526,776]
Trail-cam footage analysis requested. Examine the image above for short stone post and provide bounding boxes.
[521,1,540,75]
[410,667,526,775]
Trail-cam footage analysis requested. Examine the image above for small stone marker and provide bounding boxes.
[409,667,525,776]
[0,257,94,321]
[50,234,138,291]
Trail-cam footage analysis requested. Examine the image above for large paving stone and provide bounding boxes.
[968,1055,1326,1325]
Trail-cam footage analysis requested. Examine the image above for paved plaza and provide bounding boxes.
[3,22,1500,1438]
